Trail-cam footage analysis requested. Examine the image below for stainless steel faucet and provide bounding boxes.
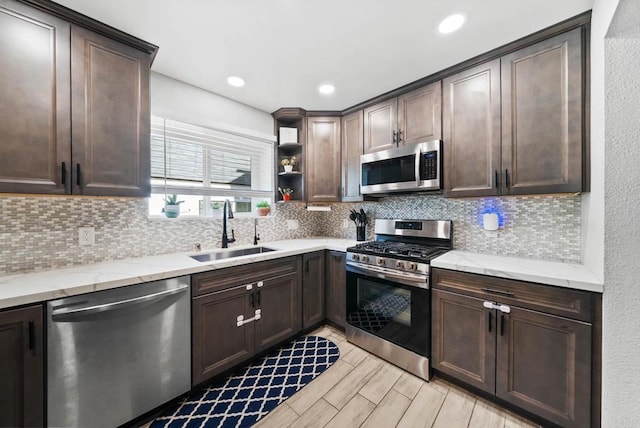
[222,200,235,248]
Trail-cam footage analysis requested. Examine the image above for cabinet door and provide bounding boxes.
[192,285,254,385]
[325,251,346,329]
[496,306,591,428]
[397,81,442,145]
[0,1,70,194]
[0,305,43,427]
[302,251,325,329]
[431,289,496,394]
[71,26,151,197]
[306,116,341,202]
[363,99,397,153]
[443,60,501,197]
[501,28,583,195]
[255,271,300,353]
[341,111,364,202]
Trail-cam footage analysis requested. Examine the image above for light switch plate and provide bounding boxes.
[79,227,95,246]
[286,220,299,230]
[342,219,349,229]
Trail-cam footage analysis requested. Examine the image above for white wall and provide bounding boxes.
[602,0,640,426]
[150,72,274,139]
[583,0,619,281]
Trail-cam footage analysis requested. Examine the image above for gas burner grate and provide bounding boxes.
[350,241,449,262]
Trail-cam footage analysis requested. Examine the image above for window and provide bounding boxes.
[149,116,274,217]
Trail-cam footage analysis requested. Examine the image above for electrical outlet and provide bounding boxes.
[286,220,299,230]
[343,219,349,229]
[79,227,95,246]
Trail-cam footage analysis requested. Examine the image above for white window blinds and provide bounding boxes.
[151,116,274,198]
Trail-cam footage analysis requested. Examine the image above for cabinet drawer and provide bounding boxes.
[193,256,299,296]
[432,268,593,322]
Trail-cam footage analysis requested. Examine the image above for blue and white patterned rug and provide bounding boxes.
[151,335,339,428]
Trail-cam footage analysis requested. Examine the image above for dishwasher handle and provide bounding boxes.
[51,284,189,319]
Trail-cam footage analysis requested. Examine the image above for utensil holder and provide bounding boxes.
[356,225,366,241]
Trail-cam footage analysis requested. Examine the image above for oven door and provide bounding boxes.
[346,263,429,357]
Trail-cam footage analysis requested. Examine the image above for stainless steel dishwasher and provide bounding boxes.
[47,276,191,428]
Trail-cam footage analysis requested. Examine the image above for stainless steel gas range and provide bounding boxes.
[345,218,452,380]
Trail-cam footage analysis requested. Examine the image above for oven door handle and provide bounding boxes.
[347,262,429,289]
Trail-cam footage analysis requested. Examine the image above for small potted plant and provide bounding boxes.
[278,187,294,202]
[256,200,271,216]
[163,194,184,218]
[281,156,297,173]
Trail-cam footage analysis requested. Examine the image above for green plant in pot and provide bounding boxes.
[163,194,184,218]
[256,200,271,217]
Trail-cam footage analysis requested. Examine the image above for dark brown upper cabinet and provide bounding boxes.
[443,60,502,198]
[0,0,156,197]
[0,305,44,428]
[364,81,442,154]
[0,0,71,195]
[71,26,151,197]
[306,116,341,203]
[444,28,585,197]
[341,110,364,202]
[501,28,584,195]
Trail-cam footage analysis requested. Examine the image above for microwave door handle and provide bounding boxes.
[415,148,421,186]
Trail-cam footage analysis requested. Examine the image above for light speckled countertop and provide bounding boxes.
[431,250,603,293]
[0,238,357,309]
[0,239,603,310]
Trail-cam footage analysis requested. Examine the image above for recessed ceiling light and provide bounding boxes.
[318,84,335,95]
[227,76,245,87]
[438,14,465,34]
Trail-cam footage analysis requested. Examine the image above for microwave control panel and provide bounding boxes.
[420,151,438,180]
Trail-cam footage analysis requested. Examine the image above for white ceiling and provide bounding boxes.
[56,0,593,113]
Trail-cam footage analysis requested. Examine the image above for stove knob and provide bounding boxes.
[361,255,369,263]
[409,263,418,271]
[396,261,405,269]
[377,258,385,266]
[352,254,360,261]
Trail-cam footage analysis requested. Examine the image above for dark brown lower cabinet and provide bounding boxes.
[431,289,496,393]
[325,251,346,329]
[0,305,44,428]
[302,251,325,329]
[432,268,594,428]
[496,306,591,427]
[255,272,299,353]
[192,257,301,385]
[192,284,255,385]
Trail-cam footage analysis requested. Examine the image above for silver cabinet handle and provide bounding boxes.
[51,284,189,318]
[237,309,261,327]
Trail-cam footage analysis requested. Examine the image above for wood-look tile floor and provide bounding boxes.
[255,325,541,428]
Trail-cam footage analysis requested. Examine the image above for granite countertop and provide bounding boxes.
[0,240,604,310]
[0,238,358,310]
[431,250,603,293]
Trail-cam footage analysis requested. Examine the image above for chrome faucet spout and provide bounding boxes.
[222,200,236,248]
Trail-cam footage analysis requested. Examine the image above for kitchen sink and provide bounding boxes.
[190,246,277,262]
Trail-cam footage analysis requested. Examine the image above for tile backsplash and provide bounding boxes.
[0,193,580,275]
[320,193,581,263]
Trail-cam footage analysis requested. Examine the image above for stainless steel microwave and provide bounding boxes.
[360,140,442,195]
